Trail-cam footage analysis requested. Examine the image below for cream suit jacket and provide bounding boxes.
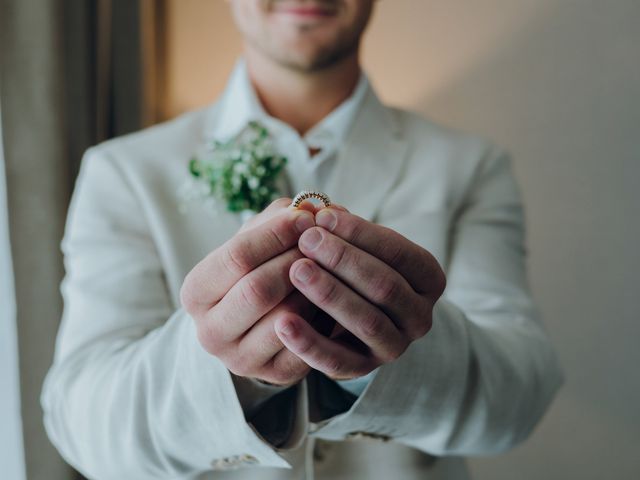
[41,80,564,479]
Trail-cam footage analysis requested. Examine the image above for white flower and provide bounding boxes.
[248,176,260,189]
[234,162,249,174]
[182,121,287,213]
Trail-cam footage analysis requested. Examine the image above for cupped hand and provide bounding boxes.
[275,206,447,381]
[180,198,322,386]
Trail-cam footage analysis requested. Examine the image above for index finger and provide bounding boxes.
[181,208,315,312]
[240,197,321,233]
[238,197,292,233]
[314,207,444,295]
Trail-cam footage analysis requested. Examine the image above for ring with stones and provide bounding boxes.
[291,190,332,209]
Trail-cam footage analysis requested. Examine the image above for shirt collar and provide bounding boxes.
[210,58,370,150]
[304,68,368,153]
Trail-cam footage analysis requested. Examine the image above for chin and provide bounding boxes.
[273,46,352,72]
[269,31,358,72]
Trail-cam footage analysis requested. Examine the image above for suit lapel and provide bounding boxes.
[325,88,409,222]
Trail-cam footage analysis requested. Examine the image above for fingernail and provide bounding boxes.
[279,320,298,337]
[316,210,337,231]
[300,228,322,250]
[295,212,315,233]
[294,262,314,282]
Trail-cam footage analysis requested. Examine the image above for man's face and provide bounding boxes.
[230,0,375,72]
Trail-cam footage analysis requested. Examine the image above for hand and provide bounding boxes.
[180,198,320,386]
[274,206,447,380]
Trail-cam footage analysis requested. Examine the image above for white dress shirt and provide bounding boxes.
[215,59,368,196]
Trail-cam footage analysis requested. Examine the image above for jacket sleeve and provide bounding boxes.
[310,148,564,455]
[40,146,302,479]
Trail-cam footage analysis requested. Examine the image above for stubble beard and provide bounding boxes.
[251,24,363,73]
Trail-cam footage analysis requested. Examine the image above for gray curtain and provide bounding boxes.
[0,0,163,477]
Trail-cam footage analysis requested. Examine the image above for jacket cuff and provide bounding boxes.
[335,368,380,397]
[308,299,468,449]
[231,375,289,418]
[176,309,298,469]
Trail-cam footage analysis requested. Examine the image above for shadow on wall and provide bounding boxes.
[408,1,639,479]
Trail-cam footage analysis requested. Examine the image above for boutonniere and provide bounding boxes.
[179,121,287,218]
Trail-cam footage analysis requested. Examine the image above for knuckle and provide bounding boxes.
[293,333,314,355]
[408,317,432,340]
[387,348,402,362]
[223,242,253,276]
[421,256,446,298]
[322,356,344,377]
[374,338,409,364]
[268,218,293,250]
[196,320,224,354]
[377,348,398,364]
[265,369,289,386]
[326,241,349,270]
[263,328,284,353]
[354,366,373,379]
[294,360,311,377]
[225,357,248,377]
[359,314,385,339]
[435,268,447,296]
[268,228,289,252]
[272,360,307,385]
[343,217,365,243]
[383,343,406,363]
[180,268,213,314]
[179,278,198,313]
[421,317,434,336]
[386,241,407,270]
[284,247,305,267]
[354,361,377,378]
[240,276,278,309]
[316,279,340,307]
[370,277,399,305]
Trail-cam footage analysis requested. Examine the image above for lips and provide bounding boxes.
[270,1,339,18]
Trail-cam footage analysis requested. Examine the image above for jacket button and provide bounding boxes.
[345,431,391,442]
[239,453,259,465]
[211,454,259,470]
[313,440,332,462]
[211,456,238,470]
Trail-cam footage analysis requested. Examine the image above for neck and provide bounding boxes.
[244,48,361,135]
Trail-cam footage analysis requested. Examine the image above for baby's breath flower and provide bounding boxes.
[248,176,260,189]
[183,121,287,213]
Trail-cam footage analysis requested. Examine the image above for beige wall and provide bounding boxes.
[163,1,640,478]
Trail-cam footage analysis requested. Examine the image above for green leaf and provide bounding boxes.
[189,158,201,177]
[187,121,288,214]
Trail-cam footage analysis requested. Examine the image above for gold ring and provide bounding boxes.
[291,190,332,208]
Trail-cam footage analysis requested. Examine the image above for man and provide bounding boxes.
[41,1,563,479]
